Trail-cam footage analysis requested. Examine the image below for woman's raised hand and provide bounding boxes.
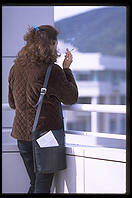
[63,48,73,69]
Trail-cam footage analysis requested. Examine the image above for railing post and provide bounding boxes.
[104,96,110,133]
[91,97,98,133]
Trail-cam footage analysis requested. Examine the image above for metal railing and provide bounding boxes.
[2,103,126,141]
[62,103,126,141]
[2,103,126,113]
[62,104,126,114]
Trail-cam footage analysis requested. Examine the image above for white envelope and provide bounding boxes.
[36,130,59,148]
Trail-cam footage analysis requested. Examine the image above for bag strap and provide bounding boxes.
[32,64,64,133]
[32,64,53,133]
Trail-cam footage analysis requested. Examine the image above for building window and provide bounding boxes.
[109,118,116,132]
[120,117,126,134]
[76,71,94,81]
[111,71,119,85]
[97,71,107,81]
[78,73,88,81]
[110,95,117,105]
[77,97,91,104]
[98,96,105,104]
[120,95,126,105]
[119,71,126,81]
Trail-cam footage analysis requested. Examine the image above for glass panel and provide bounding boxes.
[64,111,91,132]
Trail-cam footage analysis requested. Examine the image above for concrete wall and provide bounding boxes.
[2,5,55,193]
[2,144,126,193]
[2,5,54,126]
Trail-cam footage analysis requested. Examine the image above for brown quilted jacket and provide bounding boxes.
[8,63,78,141]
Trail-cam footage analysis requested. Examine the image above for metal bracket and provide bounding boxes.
[40,88,47,95]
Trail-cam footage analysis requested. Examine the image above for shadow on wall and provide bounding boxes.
[51,148,77,193]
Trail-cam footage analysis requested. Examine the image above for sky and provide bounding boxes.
[54,6,107,21]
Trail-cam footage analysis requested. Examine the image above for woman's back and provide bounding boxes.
[8,62,78,141]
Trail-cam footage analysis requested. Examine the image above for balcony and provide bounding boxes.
[2,103,126,193]
[2,4,128,194]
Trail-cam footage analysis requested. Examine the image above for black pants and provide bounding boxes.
[17,140,54,193]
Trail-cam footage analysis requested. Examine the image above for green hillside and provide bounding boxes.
[55,6,126,57]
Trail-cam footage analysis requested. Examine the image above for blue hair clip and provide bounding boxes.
[33,25,40,32]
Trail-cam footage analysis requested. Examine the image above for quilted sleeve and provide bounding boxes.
[48,65,78,105]
[26,64,78,107]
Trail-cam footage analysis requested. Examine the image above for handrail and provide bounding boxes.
[2,103,126,114]
[66,130,126,140]
[63,104,126,114]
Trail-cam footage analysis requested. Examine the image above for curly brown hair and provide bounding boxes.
[14,25,60,66]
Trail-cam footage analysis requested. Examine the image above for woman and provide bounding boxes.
[8,25,78,193]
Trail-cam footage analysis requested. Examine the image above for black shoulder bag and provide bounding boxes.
[32,64,67,174]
